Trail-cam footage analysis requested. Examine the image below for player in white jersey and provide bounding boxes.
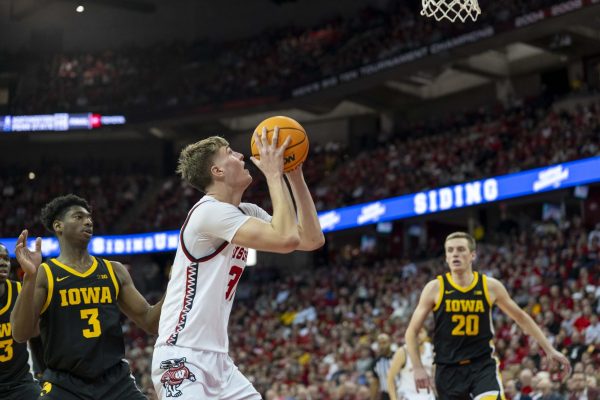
[387,329,435,400]
[152,130,324,399]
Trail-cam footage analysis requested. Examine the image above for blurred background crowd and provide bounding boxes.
[2,0,600,398]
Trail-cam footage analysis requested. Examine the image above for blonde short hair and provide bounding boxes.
[445,231,476,251]
[176,136,229,191]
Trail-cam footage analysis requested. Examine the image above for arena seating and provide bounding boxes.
[8,0,577,115]
[0,163,153,237]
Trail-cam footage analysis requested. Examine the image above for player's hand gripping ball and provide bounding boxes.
[251,116,309,173]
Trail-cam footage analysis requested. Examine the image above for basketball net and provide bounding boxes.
[421,0,481,22]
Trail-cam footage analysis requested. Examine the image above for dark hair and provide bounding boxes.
[40,194,92,233]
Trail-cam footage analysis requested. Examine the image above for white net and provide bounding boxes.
[421,0,481,22]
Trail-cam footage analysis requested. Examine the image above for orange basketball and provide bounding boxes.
[251,116,309,173]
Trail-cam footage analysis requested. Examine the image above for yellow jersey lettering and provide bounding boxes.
[68,289,81,305]
[59,287,113,306]
[0,338,13,362]
[451,314,480,336]
[80,287,100,304]
[100,286,111,303]
[463,300,474,312]
[446,299,485,313]
[59,289,69,306]
[475,300,484,313]
[0,323,10,337]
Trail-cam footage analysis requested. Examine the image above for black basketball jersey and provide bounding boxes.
[432,271,494,365]
[0,280,32,384]
[39,257,125,380]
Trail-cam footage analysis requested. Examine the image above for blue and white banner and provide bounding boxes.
[2,156,599,257]
[1,230,180,258]
[317,156,600,232]
[1,230,260,264]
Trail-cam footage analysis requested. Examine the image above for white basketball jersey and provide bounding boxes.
[156,196,271,353]
[396,342,435,400]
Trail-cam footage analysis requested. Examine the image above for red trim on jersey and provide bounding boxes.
[179,200,230,263]
[168,199,248,345]
[166,262,199,345]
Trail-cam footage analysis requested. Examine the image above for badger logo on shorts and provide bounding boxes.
[160,357,196,397]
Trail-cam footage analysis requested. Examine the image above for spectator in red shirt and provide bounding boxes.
[574,305,593,333]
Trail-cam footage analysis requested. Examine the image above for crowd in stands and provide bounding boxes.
[0,162,153,237]
[312,98,600,209]
[120,212,600,399]
[9,0,579,115]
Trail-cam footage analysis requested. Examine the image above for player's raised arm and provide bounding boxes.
[110,261,164,335]
[487,276,572,380]
[405,279,438,393]
[232,127,300,253]
[11,230,46,343]
[284,166,325,251]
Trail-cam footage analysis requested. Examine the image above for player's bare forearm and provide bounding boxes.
[11,273,41,342]
[387,347,404,400]
[369,380,379,400]
[492,278,556,354]
[405,327,423,369]
[266,174,300,250]
[114,261,163,334]
[143,293,165,335]
[121,294,158,335]
[513,309,555,354]
[405,283,436,370]
[387,376,397,400]
[286,168,325,251]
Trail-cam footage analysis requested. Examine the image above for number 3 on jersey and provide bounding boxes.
[80,308,102,338]
[226,266,243,301]
[451,314,479,336]
[0,339,13,362]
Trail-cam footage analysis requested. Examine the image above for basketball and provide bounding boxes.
[251,116,309,173]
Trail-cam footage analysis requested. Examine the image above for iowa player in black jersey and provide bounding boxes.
[0,243,40,400]
[405,232,571,400]
[11,195,164,400]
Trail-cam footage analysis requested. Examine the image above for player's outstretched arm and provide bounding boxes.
[11,230,46,343]
[111,261,164,335]
[234,127,300,254]
[284,167,325,251]
[405,279,438,394]
[488,277,572,380]
[387,347,407,400]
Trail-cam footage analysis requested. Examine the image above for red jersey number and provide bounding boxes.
[225,266,243,301]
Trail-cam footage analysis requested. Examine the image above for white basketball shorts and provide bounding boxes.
[152,345,261,400]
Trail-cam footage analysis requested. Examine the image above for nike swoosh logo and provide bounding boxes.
[56,276,70,282]
[445,290,455,294]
